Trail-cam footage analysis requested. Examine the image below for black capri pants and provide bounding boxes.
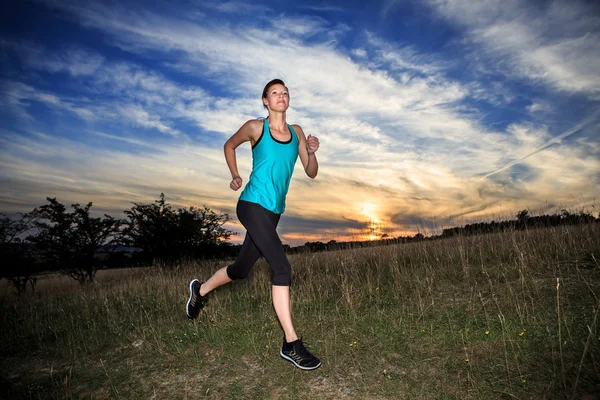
[226,200,292,286]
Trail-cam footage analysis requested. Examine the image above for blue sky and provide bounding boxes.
[1,0,599,244]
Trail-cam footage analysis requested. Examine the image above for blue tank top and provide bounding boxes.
[239,119,299,214]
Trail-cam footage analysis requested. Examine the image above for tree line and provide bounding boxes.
[288,208,599,254]
[439,208,598,238]
[2,193,598,294]
[0,194,235,293]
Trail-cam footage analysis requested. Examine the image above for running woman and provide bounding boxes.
[186,79,321,370]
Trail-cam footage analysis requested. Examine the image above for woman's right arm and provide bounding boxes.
[224,120,260,191]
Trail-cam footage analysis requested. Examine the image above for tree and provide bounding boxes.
[0,214,39,294]
[516,209,529,222]
[27,198,124,284]
[122,193,234,264]
[177,206,235,256]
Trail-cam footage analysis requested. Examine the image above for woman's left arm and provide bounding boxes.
[294,124,319,179]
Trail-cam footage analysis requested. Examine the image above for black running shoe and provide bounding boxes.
[280,337,321,370]
[186,279,208,319]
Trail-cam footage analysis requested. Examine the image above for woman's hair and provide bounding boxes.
[262,79,287,110]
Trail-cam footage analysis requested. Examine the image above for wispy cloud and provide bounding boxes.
[1,0,598,244]
[484,115,599,179]
[428,0,600,97]
[364,32,447,76]
[298,5,347,13]
[1,81,100,121]
[118,105,181,136]
[199,0,271,15]
[380,0,403,20]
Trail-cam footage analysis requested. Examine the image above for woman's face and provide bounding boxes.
[263,84,289,112]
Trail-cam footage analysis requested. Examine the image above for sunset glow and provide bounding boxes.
[1,0,599,246]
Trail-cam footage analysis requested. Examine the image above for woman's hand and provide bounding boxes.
[307,134,320,154]
[230,176,243,191]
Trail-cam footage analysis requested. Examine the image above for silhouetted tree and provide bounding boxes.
[0,214,40,294]
[26,198,124,284]
[516,209,529,222]
[122,193,234,264]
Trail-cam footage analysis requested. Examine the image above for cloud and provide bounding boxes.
[199,0,271,15]
[364,32,446,76]
[1,81,100,121]
[427,0,600,97]
[1,39,105,76]
[380,0,403,20]
[526,102,551,114]
[267,14,329,37]
[0,128,232,213]
[1,0,598,245]
[118,105,181,136]
[483,116,598,179]
[31,0,487,151]
[299,5,347,13]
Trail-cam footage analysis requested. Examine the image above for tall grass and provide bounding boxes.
[1,224,599,399]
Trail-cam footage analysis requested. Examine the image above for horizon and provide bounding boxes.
[1,0,599,246]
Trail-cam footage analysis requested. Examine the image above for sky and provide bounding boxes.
[1,0,599,245]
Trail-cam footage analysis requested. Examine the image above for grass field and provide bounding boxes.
[1,223,599,399]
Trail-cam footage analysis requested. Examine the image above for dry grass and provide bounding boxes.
[1,224,599,399]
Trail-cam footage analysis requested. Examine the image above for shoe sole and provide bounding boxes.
[280,351,322,370]
[186,279,200,319]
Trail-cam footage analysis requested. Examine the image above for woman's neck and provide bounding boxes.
[268,112,287,131]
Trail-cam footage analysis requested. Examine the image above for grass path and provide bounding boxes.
[2,224,599,399]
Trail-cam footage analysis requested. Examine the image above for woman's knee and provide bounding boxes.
[272,264,291,286]
[226,264,251,281]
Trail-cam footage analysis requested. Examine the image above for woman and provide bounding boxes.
[186,79,321,370]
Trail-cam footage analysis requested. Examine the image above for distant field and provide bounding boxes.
[1,224,599,399]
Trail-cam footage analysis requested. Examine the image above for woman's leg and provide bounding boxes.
[187,202,263,319]
[272,285,298,342]
[235,201,291,286]
[199,233,263,296]
[235,201,298,339]
[197,200,320,368]
[199,266,231,296]
[200,200,266,296]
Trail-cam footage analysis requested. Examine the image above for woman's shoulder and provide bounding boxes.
[243,118,265,128]
[290,124,306,139]
[238,118,264,136]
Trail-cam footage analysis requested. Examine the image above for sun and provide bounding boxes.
[359,202,378,220]
[358,202,384,241]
